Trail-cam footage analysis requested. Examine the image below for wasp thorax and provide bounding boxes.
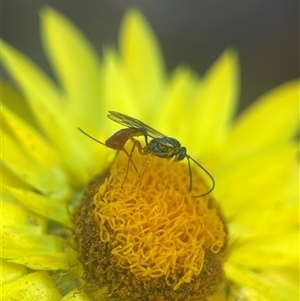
[74,145,228,301]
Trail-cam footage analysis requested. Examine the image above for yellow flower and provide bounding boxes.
[1,7,299,301]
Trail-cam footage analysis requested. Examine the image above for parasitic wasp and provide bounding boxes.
[78,111,215,198]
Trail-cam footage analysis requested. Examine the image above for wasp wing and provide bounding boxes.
[107,111,165,139]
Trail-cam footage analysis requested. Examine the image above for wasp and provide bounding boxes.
[78,111,215,198]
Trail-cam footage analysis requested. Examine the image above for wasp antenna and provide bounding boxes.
[78,127,106,146]
[187,155,215,198]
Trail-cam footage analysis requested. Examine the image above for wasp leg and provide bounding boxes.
[138,153,154,189]
[121,148,138,172]
[121,138,144,188]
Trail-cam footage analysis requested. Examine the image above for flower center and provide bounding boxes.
[74,143,228,300]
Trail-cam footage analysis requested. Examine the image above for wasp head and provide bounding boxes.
[173,146,187,161]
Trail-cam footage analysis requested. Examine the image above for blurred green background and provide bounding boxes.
[2,0,299,113]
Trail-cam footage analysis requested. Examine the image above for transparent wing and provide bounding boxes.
[107,111,165,139]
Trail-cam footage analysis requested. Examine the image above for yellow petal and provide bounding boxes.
[222,79,299,162]
[2,232,61,259]
[119,9,165,114]
[9,252,76,270]
[1,163,30,189]
[189,49,239,155]
[40,7,102,127]
[2,103,64,175]
[261,267,299,301]
[229,233,299,269]
[1,81,38,127]
[1,259,27,284]
[225,264,299,301]
[1,41,65,139]
[2,271,61,301]
[229,201,298,239]
[2,129,70,199]
[216,143,298,212]
[102,49,138,118]
[6,186,71,226]
[1,194,46,234]
[157,66,198,138]
[1,41,90,185]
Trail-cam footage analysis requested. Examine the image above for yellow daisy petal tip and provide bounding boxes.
[119,8,164,67]
[188,47,240,155]
[39,5,63,23]
[120,8,152,36]
[119,8,165,111]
